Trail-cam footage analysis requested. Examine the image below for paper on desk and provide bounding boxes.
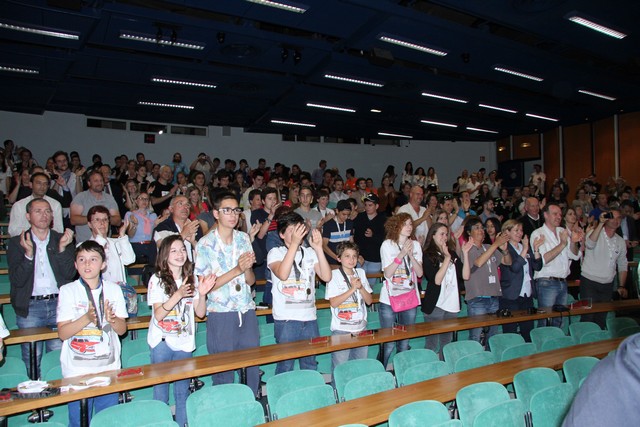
[61,376,111,392]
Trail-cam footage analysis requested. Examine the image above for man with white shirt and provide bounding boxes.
[9,172,63,237]
[531,203,583,327]
[397,185,429,245]
[240,171,264,210]
[329,178,349,209]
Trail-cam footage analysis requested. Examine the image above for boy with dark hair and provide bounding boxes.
[267,212,331,374]
[57,240,128,427]
[322,199,355,267]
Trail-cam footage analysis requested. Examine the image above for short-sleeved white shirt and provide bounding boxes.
[379,239,422,305]
[147,275,199,352]
[57,279,128,378]
[268,246,319,321]
[325,268,372,332]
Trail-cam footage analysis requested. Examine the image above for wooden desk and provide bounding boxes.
[262,337,625,427]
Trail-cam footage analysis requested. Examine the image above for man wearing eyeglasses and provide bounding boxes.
[154,195,202,261]
[194,192,260,396]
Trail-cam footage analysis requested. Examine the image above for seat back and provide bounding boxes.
[124,352,151,368]
[0,356,28,376]
[389,400,452,427]
[472,399,526,427]
[530,383,575,427]
[530,326,566,351]
[186,383,255,424]
[454,351,495,372]
[513,367,561,411]
[456,382,510,427]
[266,369,326,411]
[121,338,150,365]
[190,401,266,427]
[40,350,61,380]
[401,361,449,386]
[488,333,525,362]
[540,336,575,352]
[618,325,640,337]
[579,330,611,344]
[90,400,174,427]
[333,359,385,401]
[0,372,29,389]
[563,356,599,390]
[343,372,395,401]
[501,343,536,361]
[442,340,484,373]
[568,322,600,342]
[393,349,438,385]
[606,316,638,337]
[271,384,336,420]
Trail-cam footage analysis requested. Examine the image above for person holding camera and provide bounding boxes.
[498,220,544,342]
[580,209,628,329]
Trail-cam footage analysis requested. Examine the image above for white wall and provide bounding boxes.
[0,110,496,187]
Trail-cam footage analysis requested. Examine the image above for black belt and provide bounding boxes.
[538,277,566,282]
[31,294,59,300]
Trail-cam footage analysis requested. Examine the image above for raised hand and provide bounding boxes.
[291,223,307,247]
[197,274,217,295]
[248,222,260,242]
[20,231,34,258]
[85,304,98,326]
[522,234,529,249]
[308,228,323,250]
[559,229,569,245]
[496,232,510,248]
[462,239,474,254]
[237,251,256,273]
[178,282,195,299]
[104,300,117,324]
[59,228,75,251]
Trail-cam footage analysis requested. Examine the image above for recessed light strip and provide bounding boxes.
[0,22,79,40]
[378,132,413,139]
[493,66,543,82]
[420,119,457,128]
[370,109,382,113]
[421,91,468,104]
[120,32,205,50]
[466,126,498,134]
[138,101,194,110]
[246,0,308,13]
[324,73,384,88]
[567,15,627,39]
[379,35,447,57]
[271,119,316,127]
[152,77,216,88]
[0,65,39,74]
[479,103,518,114]
[525,113,558,122]
[578,89,616,101]
[306,103,356,113]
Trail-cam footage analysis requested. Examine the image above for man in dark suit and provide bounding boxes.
[154,195,203,261]
[519,197,543,238]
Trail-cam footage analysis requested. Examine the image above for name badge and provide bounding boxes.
[488,275,496,284]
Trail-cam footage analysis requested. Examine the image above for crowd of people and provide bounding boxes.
[1,137,639,426]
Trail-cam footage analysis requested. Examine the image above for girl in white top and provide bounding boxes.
[379,213,423,368]
[325,242,373,373]
[147,235,215,427]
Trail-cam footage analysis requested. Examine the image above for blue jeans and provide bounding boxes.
[467,297,499,347]
[379,303,416,369]
[536,278,567,327]
[16,297,62,379]
[274,319,319,374]
[362,261,382,287]
[424,307,458,359]
[331,330,368,375]
[68,393,119,427]
[150,341,191,427]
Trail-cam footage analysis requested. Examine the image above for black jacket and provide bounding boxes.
[499,242,542,300]
[8,229,77,317]
[421,252,464,315]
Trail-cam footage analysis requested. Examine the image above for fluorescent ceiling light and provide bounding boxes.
[493,66,543,82]
[0,21,79,40]
[152,77,216,88]
[378,132,413,139]
[421,91,468,104]
[421,119,457,128]
[578,89,616,101]
[466,126,498,134]
[306,102,356,113]
[479,103,518,114]
[324,73,384,88]
[0,65,38,74]
[378,34,448,57]
[370,109,382,113]
[138,101,194,110]
[526,112,558,122]
[271,119,316,127]
[566,14,627,39]
[246,0,308,13]
[120,32,205,50]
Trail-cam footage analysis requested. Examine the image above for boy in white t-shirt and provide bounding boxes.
[325,242,373,374]
[57,241,128,427]
[267,211,332,374]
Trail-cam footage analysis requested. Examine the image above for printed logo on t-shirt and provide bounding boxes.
[68,326,115,365]
[153,299,194,337]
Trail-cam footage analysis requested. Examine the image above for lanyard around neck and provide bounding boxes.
[80,277,104,331]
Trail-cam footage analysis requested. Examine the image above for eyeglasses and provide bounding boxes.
[218,207,243,215]
[471,224,485,231]
[137,196,149,201]
[91,217,110,223]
